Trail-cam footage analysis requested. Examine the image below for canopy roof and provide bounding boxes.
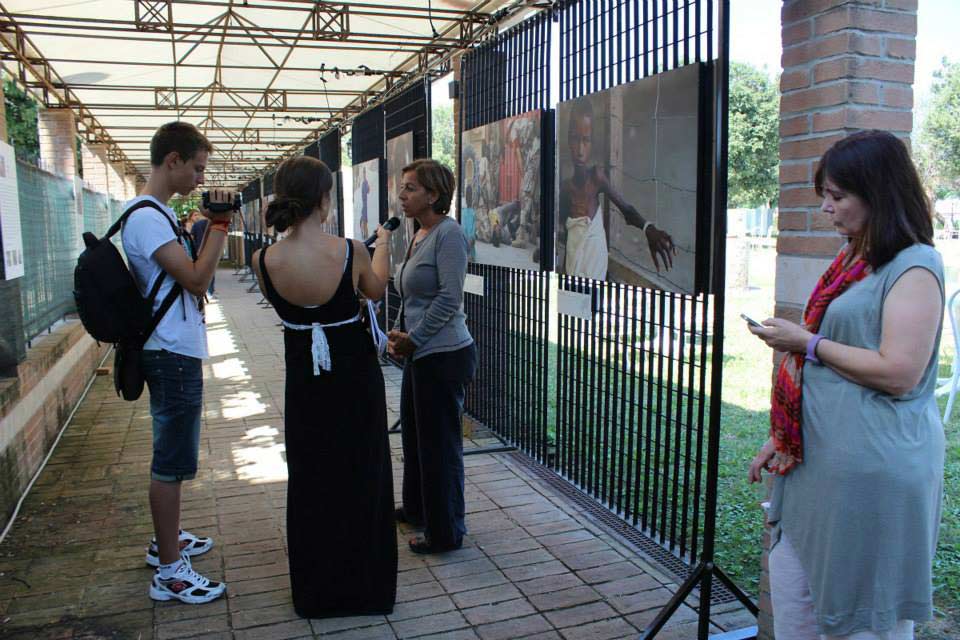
[0,0,529,185]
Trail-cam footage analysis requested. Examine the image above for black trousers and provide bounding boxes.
[400,343,477,548]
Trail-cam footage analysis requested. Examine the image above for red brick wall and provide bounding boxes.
[0,322,110,533]
[761,1,918,637]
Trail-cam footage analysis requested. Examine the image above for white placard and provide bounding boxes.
[464,274,484,296]
[557,289,592,320]
[74,175,85,254]
[0,141,23,280]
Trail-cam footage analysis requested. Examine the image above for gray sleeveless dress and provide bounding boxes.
[768,243,946,636]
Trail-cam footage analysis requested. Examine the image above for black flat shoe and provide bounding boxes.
[394,508,423,527]
[408,536,461,555]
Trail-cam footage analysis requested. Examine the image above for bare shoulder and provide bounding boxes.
[889,265,940,293]
[351,239,371,265]
[251,247,262,274]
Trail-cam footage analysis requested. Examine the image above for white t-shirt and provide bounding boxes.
[120,195,209,359]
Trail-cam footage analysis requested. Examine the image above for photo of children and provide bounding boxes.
[351,158,380,241]
[556,63,703,294]
[460,110,542,270]
[386,132,414,277]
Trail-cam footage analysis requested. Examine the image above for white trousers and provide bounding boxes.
[769,532,914,640]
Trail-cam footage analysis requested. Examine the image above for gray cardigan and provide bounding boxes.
[397,217,473,360]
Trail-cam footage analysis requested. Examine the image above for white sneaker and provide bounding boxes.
[149,561,226,604]
[145,529,214,568]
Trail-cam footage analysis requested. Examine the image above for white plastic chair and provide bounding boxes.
[936,288,960,423]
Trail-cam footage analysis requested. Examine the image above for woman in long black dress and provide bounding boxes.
[252,156,396,617]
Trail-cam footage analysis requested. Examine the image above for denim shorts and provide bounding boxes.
[142,349,203,482]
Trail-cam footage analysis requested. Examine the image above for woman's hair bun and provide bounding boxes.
[264,156,334,233]
[265,196,307,233]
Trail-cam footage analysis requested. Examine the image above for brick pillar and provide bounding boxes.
[125,174,139,199]
[760,1,918,638]
[81,143,110,194]
[107,161,125,199]
[37,108,77,178]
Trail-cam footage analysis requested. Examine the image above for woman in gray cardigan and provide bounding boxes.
[388,158,476,554]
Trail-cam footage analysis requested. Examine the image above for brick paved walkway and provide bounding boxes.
[0,270,754,639]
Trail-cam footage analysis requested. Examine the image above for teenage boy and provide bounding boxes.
[122,121,234,604]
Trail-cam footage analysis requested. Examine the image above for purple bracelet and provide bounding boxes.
[805,334,824,365]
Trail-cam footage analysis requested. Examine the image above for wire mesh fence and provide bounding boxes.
[18,161,83,343]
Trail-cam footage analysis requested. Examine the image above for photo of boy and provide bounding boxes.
[558,100,676,280]
[557,63,703,294]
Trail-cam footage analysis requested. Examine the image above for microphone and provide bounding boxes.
[364,216,401,248]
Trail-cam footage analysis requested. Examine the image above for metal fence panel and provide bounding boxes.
[460,10,553,461]
[18,162,82,343]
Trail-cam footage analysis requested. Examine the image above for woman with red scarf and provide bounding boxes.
[747,130,945,640]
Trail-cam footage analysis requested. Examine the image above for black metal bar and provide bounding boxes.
[614,283,627,512]
[464,444,518,456]
[559,280,569,472]
[714,565,761,615]
[576,283,588,488]
[698,0,729,633]
[679,294,696,559]
[661,0,669,73]
[668,293,682,552]
[640,561,708,639]
[540,272,549,463]
[651,0,659,75]
[640,287,653,532]
[626,287,640,525]
[600,283,613,504]
[651,290,666,542]
[587,281,601,496]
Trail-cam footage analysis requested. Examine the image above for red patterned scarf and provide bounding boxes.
[769,246,870,475]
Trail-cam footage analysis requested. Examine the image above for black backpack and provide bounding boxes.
[74,199,183,345]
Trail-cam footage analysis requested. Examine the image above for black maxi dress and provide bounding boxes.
[259,241,396,618]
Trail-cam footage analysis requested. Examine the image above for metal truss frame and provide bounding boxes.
[0,0,548,183]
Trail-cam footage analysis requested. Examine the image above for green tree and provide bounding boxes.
[432,102,456,173]
[920,59,960,198]
[728,62,780,208]
[4,78,39,163]
[169,195,201,220]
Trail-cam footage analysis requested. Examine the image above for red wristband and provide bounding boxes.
[210,220,230,233]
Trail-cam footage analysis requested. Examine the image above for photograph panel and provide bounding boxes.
[386,132,414,277]
[460,109,542,270]
[351,158,380,241]
[320,173,341,237]
[556,63,704,294]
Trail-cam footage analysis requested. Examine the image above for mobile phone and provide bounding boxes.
[740,313,764,328]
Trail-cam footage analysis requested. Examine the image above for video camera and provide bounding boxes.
[201,191,243,214]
